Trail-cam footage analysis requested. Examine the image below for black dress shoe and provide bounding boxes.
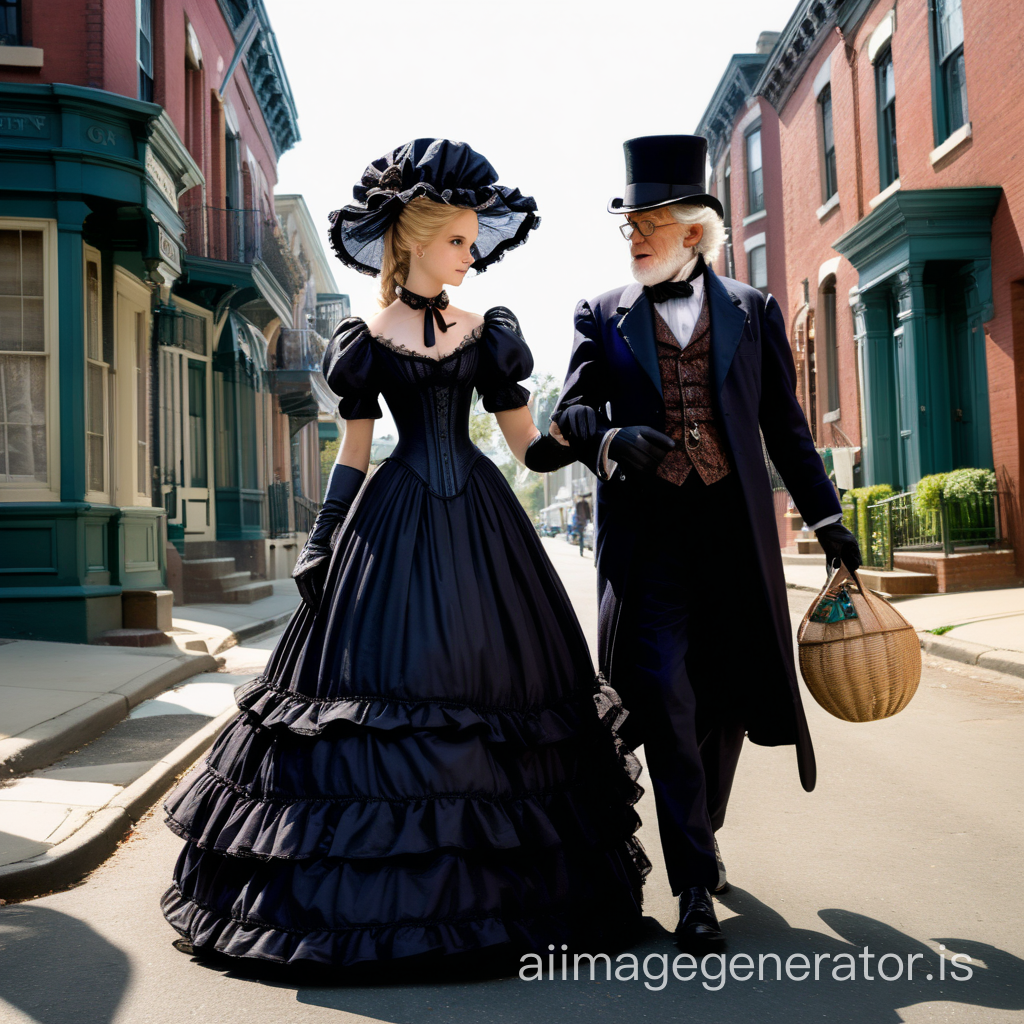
[714,836,729,894]
[674,886,725,953]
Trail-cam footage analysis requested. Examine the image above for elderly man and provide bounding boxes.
[551,135,861,952]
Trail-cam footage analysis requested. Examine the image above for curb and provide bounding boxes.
[0,651,219,777]
[212,609,295,655]
[918,631,1024,682]
[0,702,237,902]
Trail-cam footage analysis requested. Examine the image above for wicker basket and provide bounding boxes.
[797,563,921,722]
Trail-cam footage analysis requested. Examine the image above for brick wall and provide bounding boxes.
[769,0,1023,560]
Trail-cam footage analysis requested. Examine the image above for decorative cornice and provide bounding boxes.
[696,54,769,166]
[216,0,300,157]
[754,0,845,113]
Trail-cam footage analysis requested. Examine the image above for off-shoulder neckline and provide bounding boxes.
[366,321,486,364]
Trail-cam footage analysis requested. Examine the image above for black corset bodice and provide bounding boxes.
[322,307,533,498]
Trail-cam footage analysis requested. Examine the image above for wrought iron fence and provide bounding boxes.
[268,480,291,538]
[294,494,320,535]
[864,490,1001,569]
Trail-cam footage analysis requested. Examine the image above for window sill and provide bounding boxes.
[823,409,841,424]
[929,122,972,167]
[742,209,767,226]
[816,193,840,221]
[0,47,44,68]
[868,177,901,210]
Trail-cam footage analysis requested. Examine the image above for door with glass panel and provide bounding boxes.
[158,306,215,540]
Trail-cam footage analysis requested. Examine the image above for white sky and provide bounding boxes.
[269,0,798,435]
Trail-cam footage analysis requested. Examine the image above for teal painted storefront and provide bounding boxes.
[0,84,194,642]
[834,187,1001,491]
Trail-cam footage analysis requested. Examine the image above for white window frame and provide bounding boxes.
[84,243,110,504]
[0,217,59,502]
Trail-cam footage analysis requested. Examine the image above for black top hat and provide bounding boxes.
[328,139,540,277]
[608,135,724,219]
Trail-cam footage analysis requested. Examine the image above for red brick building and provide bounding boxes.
[0,1,342,640]
[737,0,1021,567]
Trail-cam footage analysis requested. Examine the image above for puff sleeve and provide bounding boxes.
[321,318,383,420]
[474,306,534,413]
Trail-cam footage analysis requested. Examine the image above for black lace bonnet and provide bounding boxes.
[328,139,540,277]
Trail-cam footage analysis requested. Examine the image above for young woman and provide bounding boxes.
[161,139,648,969]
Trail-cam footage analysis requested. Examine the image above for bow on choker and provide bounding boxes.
[397,286,453,348]
[644,255,705,304]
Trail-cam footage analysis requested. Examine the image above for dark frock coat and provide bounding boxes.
[552,267,842,792]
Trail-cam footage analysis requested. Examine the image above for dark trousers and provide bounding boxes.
[619,471,765,896]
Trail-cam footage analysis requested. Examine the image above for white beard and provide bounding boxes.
[630,239,695,286]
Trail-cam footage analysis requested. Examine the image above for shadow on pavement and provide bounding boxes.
[286,889,1024,1024]
[0,904,130,1024]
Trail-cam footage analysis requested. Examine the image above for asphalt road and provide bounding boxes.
[1,542,1022,1024]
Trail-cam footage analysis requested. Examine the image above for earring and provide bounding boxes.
[416,252,424,258]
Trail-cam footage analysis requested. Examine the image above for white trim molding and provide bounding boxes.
[869,177,901,209]
[742,209,767,227]
[812,48,835,98]
[816,193,840,221]
[743,231,766,254]
[818,256,841,287]
[929,122,973,166]
[867,9,896,64]
[823,409,841,424]
[736,102,763,135]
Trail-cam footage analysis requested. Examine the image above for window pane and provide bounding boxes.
[86,262,100,360]
[821,88,834,151]
[0,354,47,481]
[880,52,896,106]
[0,230,19,294]
[188,361,207,487]
[747,130,762,172]
[937,0,964,61]
[136,311,149,495]
[0,230,45,353]
[749,245,767,289]
[945,48,969,131]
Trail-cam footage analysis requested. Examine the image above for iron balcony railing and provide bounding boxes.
[857,490,1002,570]
[181,206,262,264]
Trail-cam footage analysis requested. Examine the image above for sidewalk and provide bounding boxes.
[0,581,300,899]
[783,560,1024,679]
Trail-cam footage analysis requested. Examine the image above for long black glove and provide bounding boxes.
[524,433,576,473]
[553,405,598,443]
[608,426,675,477]
[815,522,863,572]
[292,463,365,610]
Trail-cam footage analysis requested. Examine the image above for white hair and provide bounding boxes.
[669,204,726,265]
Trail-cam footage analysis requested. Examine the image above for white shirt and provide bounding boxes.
[598,256,842,532]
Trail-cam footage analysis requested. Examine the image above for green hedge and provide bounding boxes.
[842,484,895,561]
[943,467,996,500]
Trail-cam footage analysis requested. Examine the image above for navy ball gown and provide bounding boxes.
[161,307,649,967]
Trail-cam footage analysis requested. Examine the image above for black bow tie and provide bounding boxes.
[645,257,705,304]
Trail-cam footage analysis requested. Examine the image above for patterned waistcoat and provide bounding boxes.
[653,291,733,487]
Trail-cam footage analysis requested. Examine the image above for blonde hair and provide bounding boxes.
[669,204,727,266]
[379,197,468,307]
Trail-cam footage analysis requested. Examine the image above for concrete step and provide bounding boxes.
[857,568,938,597]
[215,581,274,604]
[181,557,237,580]
[782,552,825,565]
[794,536,824,555]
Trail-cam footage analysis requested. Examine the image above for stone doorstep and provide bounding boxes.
[857,568,939,597]
[92,628,172,648]
[180,557,238,580]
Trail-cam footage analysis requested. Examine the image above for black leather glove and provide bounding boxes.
[553,405,598,443]
[524,433,576,473]
[608,426,675,477]
[815,522,863,572]
[292,463,365,610]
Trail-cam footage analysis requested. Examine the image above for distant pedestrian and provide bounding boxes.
[575,494,592,555]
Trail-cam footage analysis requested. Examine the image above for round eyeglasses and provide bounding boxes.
[619,218,675,241]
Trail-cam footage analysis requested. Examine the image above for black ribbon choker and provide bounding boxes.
[398,286,453,348]
[645,256,705,304]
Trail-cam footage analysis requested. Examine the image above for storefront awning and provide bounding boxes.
[216,310,270,380]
